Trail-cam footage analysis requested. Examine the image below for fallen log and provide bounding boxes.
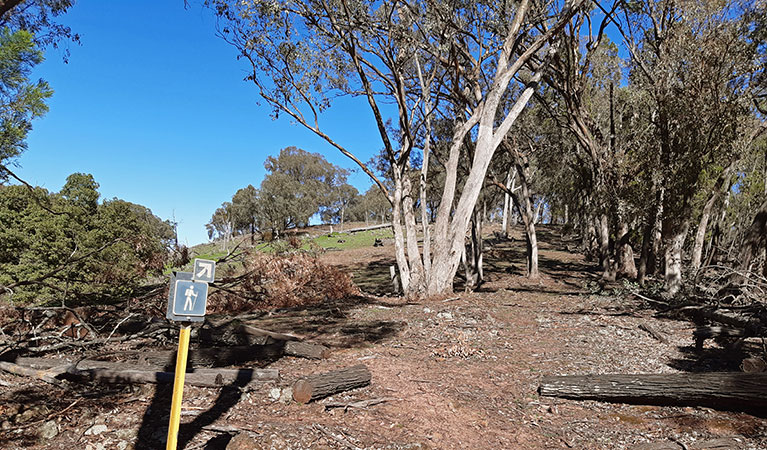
[0,361,65,386]
[239,325,304,342]
[538,373,767,411]
[282,341,330,359]
[135,343,329,367]
[293,364,371,404]
[65,367,279,387]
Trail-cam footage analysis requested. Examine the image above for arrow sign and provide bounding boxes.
[193,259,216,283]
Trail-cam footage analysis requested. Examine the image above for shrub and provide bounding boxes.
[208,251,358,313]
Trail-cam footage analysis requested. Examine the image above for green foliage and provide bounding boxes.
[0,174,174,304]
[0,28,52,178]
[258,146,347,231]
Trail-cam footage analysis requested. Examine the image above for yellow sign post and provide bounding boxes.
[166,324,191,450]
[165,261,215,449]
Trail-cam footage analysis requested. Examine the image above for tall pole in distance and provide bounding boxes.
[166,324,191,450]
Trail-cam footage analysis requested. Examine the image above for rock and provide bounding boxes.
[279,387,293,403]
[38,420,59,439]
[436,312,453,320]
[113,429,135,440]
[269,387,282,401]
[423,307,432,313]
[226,433,260,450]
[116,441,129,450]
[85,424,108,436]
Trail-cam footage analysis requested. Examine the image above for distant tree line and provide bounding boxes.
[207,146,390,243]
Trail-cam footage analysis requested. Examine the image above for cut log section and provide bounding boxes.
[539,373,767,411]
[293,364,371,404]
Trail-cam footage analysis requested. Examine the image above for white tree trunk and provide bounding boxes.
[663,221,689,297]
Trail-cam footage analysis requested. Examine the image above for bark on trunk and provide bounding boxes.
[663,219,689,297]
[599,213,615,281]
[692,167,732,273]
[539,373,767,411]
[292,364,371,404]
[616,221,637,279]
[738,199,767,278]
[637,221,653,286]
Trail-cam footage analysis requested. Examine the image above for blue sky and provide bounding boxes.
[14,1,380,246]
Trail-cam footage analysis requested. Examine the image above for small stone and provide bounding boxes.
[269,387,281,401]
[85,424,108,436]
[436,312,453,320]
[116,441,129,450]
[38,420,59,439]
[279,387,293,403]
[113,429,135,440]
[226,432,260,450]
[423,307,432,313]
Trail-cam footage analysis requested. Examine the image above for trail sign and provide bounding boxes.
[166,272,209,322]
[193,258,216,283]
[172,280,208,317]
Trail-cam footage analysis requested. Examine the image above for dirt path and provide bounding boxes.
[1,226,766,449]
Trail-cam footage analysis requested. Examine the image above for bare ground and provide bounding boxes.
[1,225,766,449]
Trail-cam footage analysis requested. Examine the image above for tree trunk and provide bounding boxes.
[292,364,371,404]
[651,187,665,276]
[502,171,511,237]
[738,199,767,278]
[599,213,614,281]
[663,219,689,297]
[538,373,767,411]
[616,221,637,279]
[692,167,732,273]
[637,221,653,286]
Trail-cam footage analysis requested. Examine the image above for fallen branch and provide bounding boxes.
[323,397,395,412]
[639,322,668,343]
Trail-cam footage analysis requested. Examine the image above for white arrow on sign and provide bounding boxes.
[196,261,214,279]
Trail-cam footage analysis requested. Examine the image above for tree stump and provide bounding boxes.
[292,364,371,403]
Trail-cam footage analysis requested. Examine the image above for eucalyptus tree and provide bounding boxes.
[207,0,582,296]
[231,184,259,242]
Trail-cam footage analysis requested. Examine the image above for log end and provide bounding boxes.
[292,379,313,404]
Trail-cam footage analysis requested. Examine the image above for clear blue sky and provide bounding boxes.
[14,1,380,246]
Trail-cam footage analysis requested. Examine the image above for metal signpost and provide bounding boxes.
[165,259,216,450]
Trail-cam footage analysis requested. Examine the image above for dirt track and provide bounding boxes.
[1,226,766,449]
